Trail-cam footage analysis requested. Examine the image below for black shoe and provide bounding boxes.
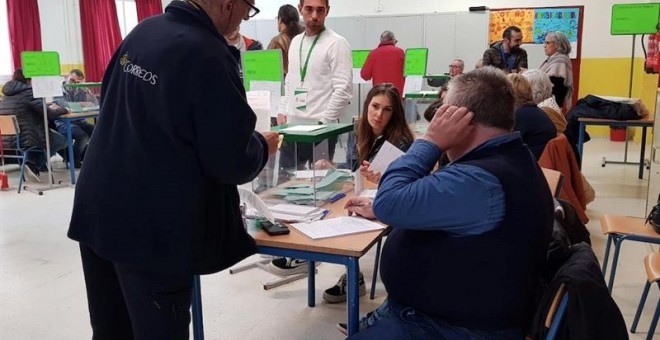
[24,163,41,183]
[268,257,310,276]
[323,272,366,303]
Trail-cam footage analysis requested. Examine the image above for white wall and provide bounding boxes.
[37,0,657,68]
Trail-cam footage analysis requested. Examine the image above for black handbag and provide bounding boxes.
[646,194,660,234]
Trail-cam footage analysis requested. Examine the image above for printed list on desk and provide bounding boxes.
[368,140,406,174]
[290,216,385,240]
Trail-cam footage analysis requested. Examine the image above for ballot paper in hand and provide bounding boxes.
[246,91,272,132]
[290,216,385,240]
[250,81,281,118]
[368,140,405,174]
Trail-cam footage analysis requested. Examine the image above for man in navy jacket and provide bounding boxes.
[67,1,277,339]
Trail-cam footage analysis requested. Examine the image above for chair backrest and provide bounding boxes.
[0,115,19,136]
[545,283,569,340]
[542,167,564,198]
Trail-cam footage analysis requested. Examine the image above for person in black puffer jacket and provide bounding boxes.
[0,69,68,176]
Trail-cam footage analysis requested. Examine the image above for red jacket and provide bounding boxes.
[361,42,405,96]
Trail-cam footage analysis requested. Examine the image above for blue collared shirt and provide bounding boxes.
[373,133,521,236]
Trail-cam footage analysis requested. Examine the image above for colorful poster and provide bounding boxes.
[489,9,535,44]
[533,8,579,44]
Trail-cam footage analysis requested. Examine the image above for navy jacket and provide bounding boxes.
[514,104,557,160]
[68,2,268,275]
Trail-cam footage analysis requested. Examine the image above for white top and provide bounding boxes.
[281,28,353,124]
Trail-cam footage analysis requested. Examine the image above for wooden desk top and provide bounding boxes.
[253,179,385,257]
[58,111,100,120]
[600,214,660,239]
[577,117,653,126]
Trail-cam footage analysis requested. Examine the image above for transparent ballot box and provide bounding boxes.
[60,82,101,112]
[251,123,354,207]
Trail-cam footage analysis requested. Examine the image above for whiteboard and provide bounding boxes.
[363,15,424,51]
[453,12,489,73]
[522,44,548,70]
[255,19,279,48]
[423,13,456,76]
[326,17,364,50]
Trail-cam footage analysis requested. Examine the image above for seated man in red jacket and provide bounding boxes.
[361,30,405,95]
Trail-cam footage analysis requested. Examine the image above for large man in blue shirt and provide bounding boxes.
[67,1,278,339]
[345,67,554,339]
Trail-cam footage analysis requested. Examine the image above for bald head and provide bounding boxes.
[380,30,396,44]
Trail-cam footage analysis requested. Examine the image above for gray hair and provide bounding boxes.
[546,31,571,55]
[444,66,514,130]
[452,59,464,68]
[521,69,553,104]
[380,30,396,43]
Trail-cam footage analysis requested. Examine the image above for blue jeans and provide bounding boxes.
[56,120,94,164]
[27,129,68,171]
[349,298,524,340]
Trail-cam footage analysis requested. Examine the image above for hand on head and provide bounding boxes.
[423,105,475,151]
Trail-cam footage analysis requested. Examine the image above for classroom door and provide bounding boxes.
[646,89,660,214]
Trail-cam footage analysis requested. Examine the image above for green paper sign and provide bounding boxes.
[404,48,428,76]
[611,3,660,35]
[352,50,371,69]
[21,51,61,78]
[242,50,283,91]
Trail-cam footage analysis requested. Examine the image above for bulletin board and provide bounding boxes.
[489,7,580,45]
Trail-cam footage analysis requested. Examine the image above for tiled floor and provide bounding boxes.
[0,137,658,339]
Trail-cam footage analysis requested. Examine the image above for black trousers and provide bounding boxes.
[80,244,193,340]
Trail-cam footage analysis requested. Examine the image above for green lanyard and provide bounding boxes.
[299,29,324,84]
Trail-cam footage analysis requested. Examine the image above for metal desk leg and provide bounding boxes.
[577,122,585,163]
[608,236,624,293]
[347,257,360,336]
[192,275,204,340]
[602,234,613,275]
[639,126,648,179]
[308,260,316,307]
[66,120,76,184]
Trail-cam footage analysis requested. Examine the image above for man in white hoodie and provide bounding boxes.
[277,0,353,171]
[272,0,354,276]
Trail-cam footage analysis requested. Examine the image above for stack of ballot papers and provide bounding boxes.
[269,203,328,222]
[290,216,386,240]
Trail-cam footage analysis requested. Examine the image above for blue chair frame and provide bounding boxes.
[546,292,569,340]
[0,115,47,193]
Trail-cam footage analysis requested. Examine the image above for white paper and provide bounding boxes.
[238,187,275,222]
[403,76,423,95]
[353,69,369,84]
[569,42,577,59]
[281,125,327,132]
[353,171,363,196]
[359,189,378,199]
[270,203,320,216]
[290,216,386,240]
[369,140,405,174]
[32,76,64,98]
[295,170,329,179]
[246,91,272,133]
[250,81,281,118]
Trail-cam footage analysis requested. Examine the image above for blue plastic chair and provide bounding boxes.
[0,115,47,193]
[631,253,660,340]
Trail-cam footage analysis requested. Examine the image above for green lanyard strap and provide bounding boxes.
[299,29,324,84]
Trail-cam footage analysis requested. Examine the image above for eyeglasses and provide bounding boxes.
[449,65,463,68]
[240,0,260,19]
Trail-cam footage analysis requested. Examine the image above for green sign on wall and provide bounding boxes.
[352,50,371,69]
[404,48,428,76]
[242,49,283,91]
[611,3,660,35]
[21,51,61,78]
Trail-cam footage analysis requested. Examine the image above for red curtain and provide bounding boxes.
[136,0,163,22]
[79,0,122,82]
[6,0,42,71]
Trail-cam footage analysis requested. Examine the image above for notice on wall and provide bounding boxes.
[489,9,535,44]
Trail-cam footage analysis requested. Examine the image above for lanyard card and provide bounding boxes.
[294,88,308,112]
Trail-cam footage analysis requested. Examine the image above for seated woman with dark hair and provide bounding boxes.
[506,73,556,160]
[270,83,415,303]
[0,69,68,181]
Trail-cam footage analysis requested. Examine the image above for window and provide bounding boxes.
[0,0,13,77]
[116,0,138,38]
